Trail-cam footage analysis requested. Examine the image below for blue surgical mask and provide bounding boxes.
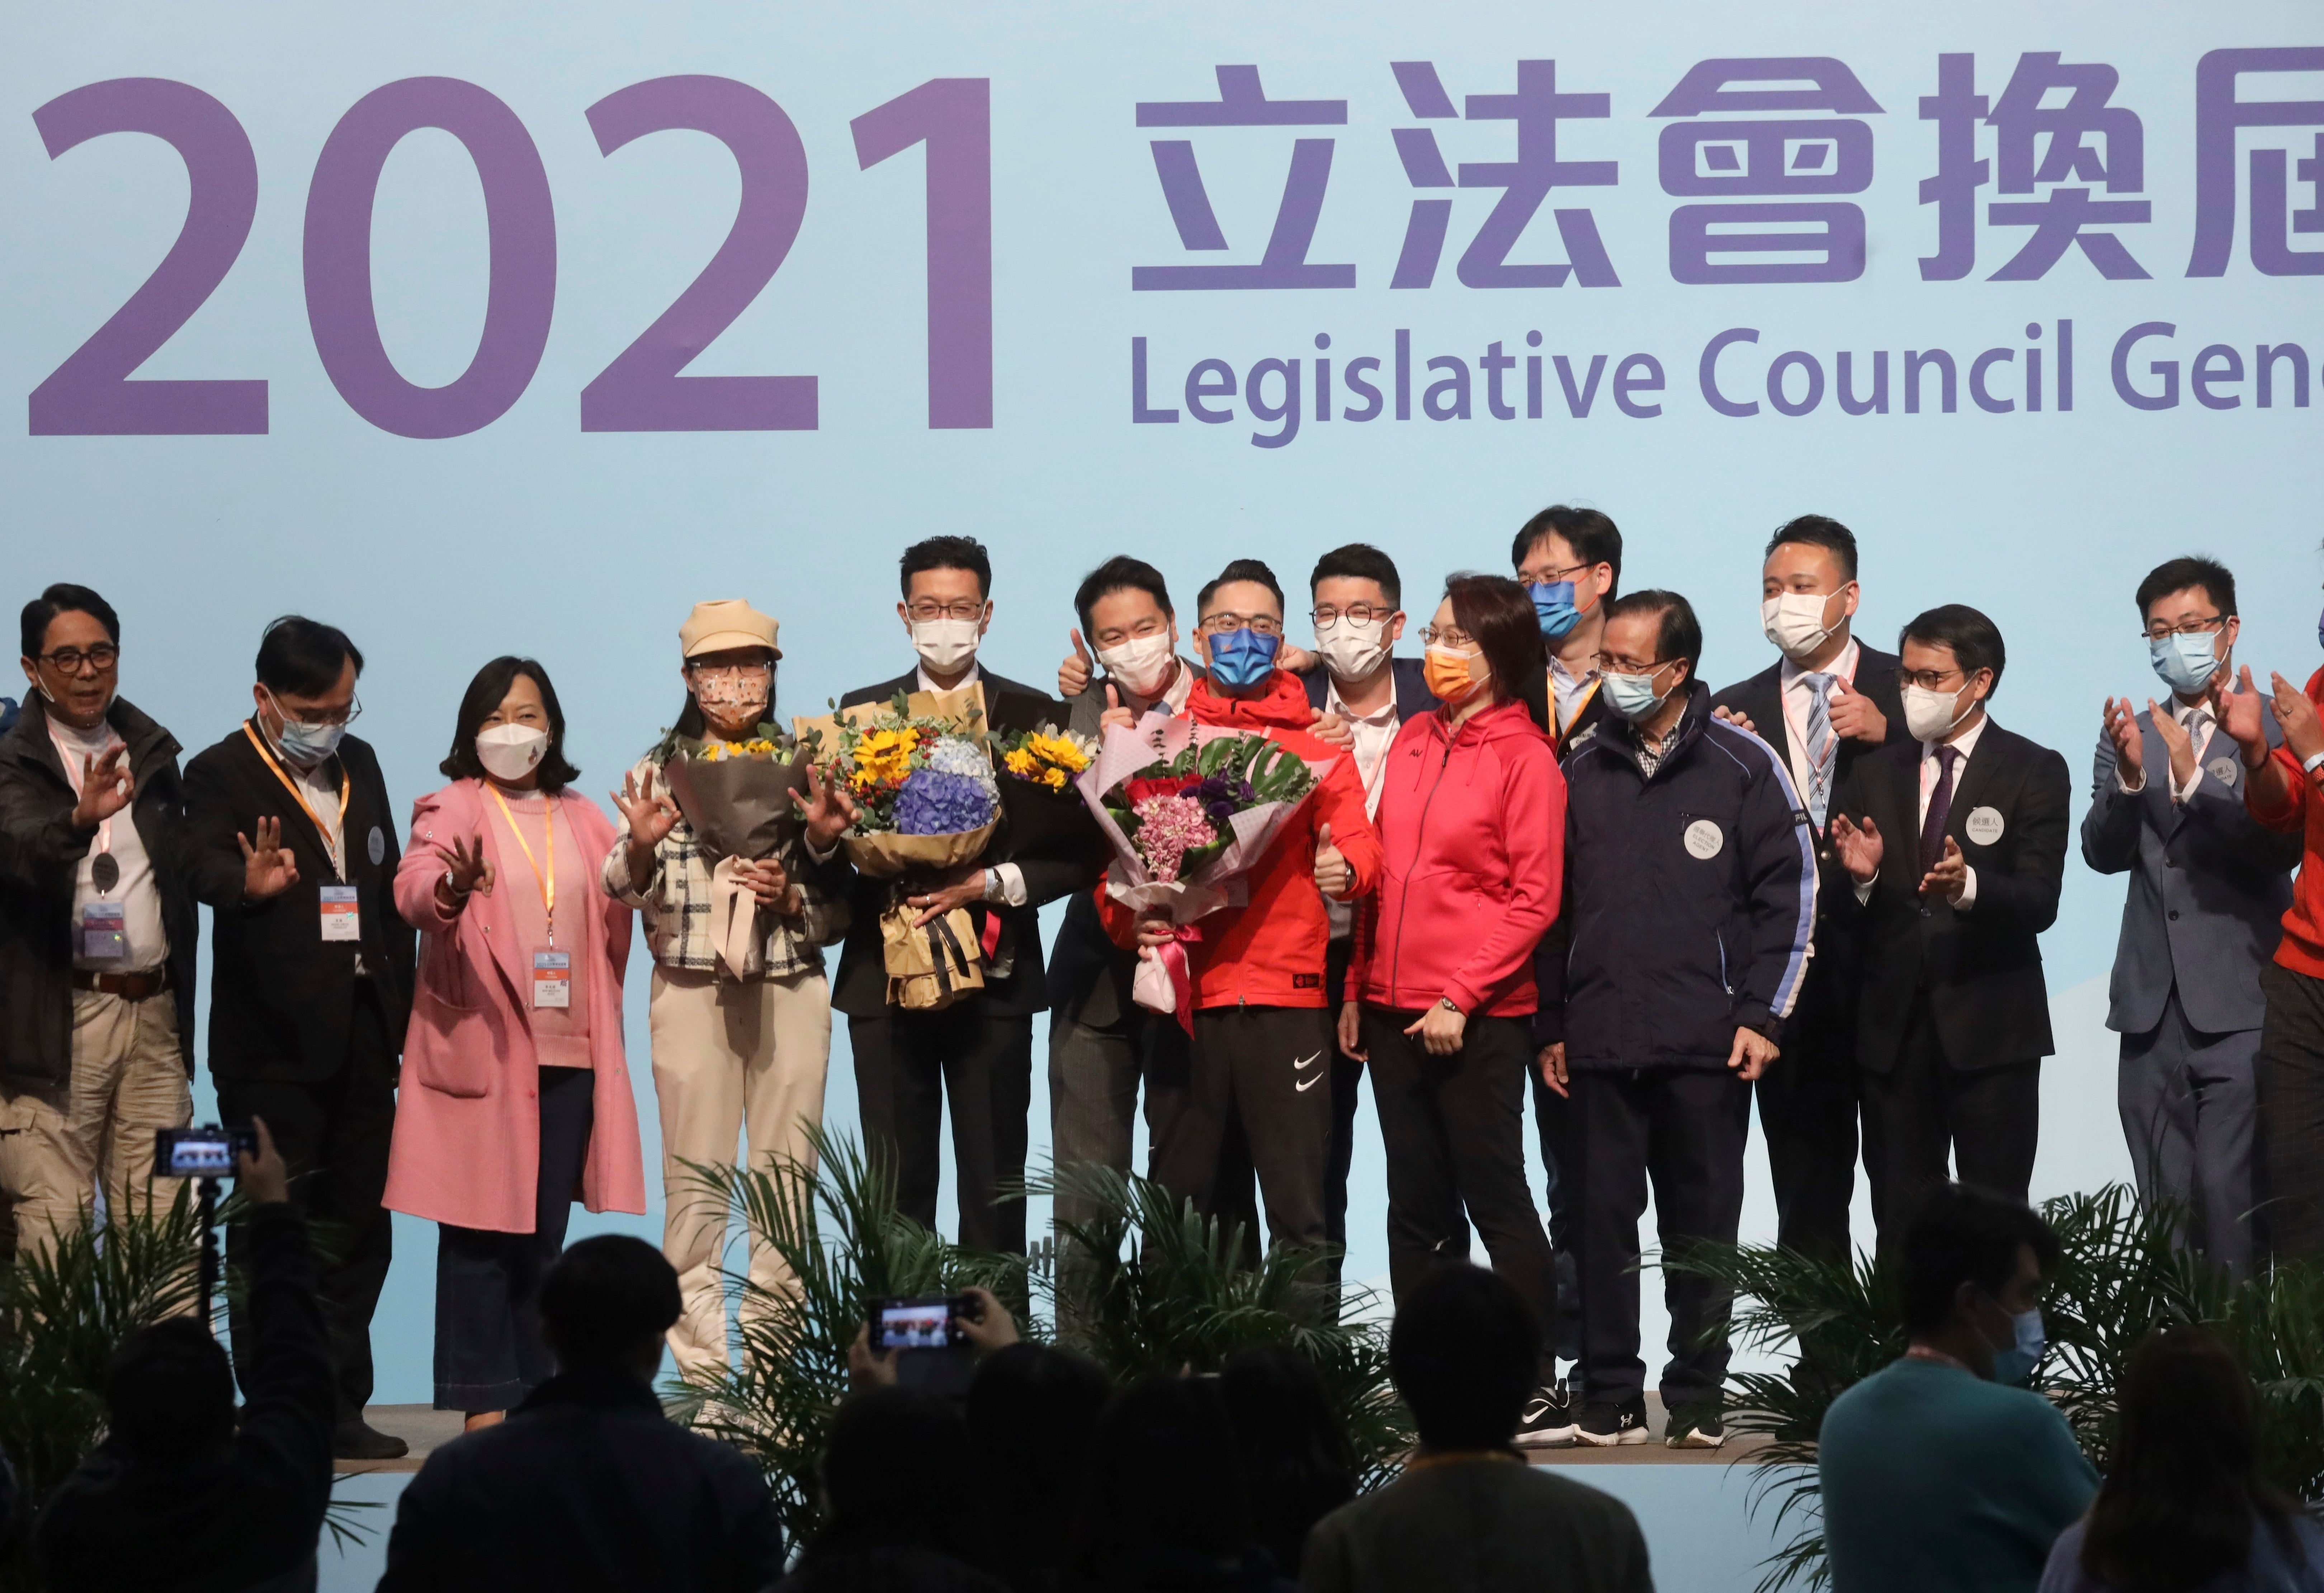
[2149,631,2222,696]
[1206,628,1281,691]
[265,690,346,769]
[1989,1307,2047,1386]
[1600,667,1669,722]
[1530,581,1582,641]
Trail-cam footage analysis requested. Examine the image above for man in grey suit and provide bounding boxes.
[2083,556,2299,1276]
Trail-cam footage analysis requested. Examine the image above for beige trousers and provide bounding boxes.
[648,965,832,1381]
[0,988,193,1257]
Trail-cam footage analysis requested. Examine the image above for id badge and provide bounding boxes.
[320,885,361,942]
[81,899,127,964]
[532,949,572,1009]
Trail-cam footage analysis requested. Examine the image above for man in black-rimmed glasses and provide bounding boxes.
[0,583,198,1264]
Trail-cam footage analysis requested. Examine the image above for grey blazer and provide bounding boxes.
[2080,704,2300,1036]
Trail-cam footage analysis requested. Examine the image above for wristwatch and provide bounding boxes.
[1437,997,1461,1015]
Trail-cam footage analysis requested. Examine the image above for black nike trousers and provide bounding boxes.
[1148,1005,1333,1255]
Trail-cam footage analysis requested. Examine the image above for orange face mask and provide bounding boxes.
[1423,646,1489,708]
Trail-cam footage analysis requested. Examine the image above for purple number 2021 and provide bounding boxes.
[853,78,992,429]
[582,75,816,431]
[29,79,266,435]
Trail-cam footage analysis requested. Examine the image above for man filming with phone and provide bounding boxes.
[36,1117,341,1593]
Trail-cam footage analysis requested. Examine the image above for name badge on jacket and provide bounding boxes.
[533,950,572,1009]
[320,885,361,942]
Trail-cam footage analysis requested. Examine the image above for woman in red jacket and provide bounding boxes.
[1338,573,1570,1443]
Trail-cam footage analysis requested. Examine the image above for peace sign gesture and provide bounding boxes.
[237,815,300,901]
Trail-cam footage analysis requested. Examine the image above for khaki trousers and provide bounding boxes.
[0,988,192,1256]
[648,966,832,1381]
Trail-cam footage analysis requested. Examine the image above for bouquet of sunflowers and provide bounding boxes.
[993,724,1109,873]
[656,724,808,867]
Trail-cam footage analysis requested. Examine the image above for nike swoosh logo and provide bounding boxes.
[1295,1073,1324,1092]
[1293,1050,1323,1070]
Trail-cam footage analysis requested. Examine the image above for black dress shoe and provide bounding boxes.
[333,1418,410,1460]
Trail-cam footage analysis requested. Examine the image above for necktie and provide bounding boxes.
[1920,744,1959,875]
[2187,708,2213,766]
[1801,672,1837,827]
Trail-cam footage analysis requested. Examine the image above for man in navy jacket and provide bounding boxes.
[1539,591,1816,1450]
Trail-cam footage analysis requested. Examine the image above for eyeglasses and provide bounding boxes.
[1312,603,1393,630]
[1420,625,1476,649]
[278,695,362,728]
[1519,559,1592,586]
[1895,667,1965,692]
[38,644,119,676]
[1203,612,1283,638]
[1595,654,1671,675]
[906,600,986,623]
[685,660,774,683]
[2143,615,2227,640]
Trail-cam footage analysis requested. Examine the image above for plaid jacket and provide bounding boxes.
[601,753,848,978]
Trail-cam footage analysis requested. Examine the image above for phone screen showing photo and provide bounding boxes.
[877,1299,955,1352]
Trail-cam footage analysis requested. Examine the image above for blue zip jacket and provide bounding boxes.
[1537,681,1817,1070]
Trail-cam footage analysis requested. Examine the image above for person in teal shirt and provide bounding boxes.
[1819,1184,2099,1593]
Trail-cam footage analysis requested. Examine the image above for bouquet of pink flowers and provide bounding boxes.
[1075,712,1328,1028]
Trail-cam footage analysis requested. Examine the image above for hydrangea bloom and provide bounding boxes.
[1132,792,1218,883]
[894,768,996,836]
[924,735,999,799]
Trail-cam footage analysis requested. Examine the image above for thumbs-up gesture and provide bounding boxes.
[1827,676,1889,745]
[1313,821,1352,898]
[1058,629,1095,698]
[1098,683,1136,733]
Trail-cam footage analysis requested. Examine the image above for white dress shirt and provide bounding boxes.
[1777,637,1862,817]
[1322,671,1402,941]
[48,714,167,973]
[914,660,1026,906]
[2117,693,2217,804]
[1548,653,1599,735]
[1856,713,1988,910]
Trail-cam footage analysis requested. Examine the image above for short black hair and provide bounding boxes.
[1073,556,1174,635]
[21,583,120,661]
[1196,558,1285,616]
[439,656,581,793]
[1511,505,1622,592]
[1899,1183,2061,1337]
[900,535,992,599]
[255,616,364,698]
[538,1235,681,1366]
[106,1318,236,1465]
[1309,543,1402,608]
[2135,555,2237,621]
[1389,1262,1537,1451]
[1766,514,1859,582]
[1603,588,1703,678]
[1899,604,2007,695]
[819,1386,984,1558]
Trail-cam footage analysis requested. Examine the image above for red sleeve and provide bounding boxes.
[1441,742,1562,1014]
[1094,880,1141,949]
[2248,744,2309,834]
[1314,752,1381,901]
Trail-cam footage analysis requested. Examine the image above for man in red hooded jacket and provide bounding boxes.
[1101,559,1383,1262]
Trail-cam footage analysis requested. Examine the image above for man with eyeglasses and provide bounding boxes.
[0,585,197,1262]
[1101,558,1383,1273]
[1828,606,2069,1255]
[182,615,415,1459]
[830,535,1080,1256]
[1539,590,1814,1449]
[2084,558,2295,1278]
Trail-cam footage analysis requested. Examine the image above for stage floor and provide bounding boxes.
[338,1394,1771,1477]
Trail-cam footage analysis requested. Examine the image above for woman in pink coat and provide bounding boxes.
[385,656,645,1427]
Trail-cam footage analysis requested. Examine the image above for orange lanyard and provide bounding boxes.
[1551,677,1601,746]
[242,721,350,871]
[485,783,556,944]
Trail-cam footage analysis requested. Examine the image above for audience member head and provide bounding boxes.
[968,1344,1113,1581]
[537,1235,681,1384]
[1899,1183,2060,1384]
[19,582,122,732]
[104,1318,237,1468]
[2081,1325,2299,1593]
[1071,1374,1259,1583]
[1389,1262,1537,1453]
[1220,1347,1356,1577]
[813,1385,987,1563]
[440,656,579,793]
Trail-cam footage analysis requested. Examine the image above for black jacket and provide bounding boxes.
[831,669,1085,1019]
[0,695,199,1102]
[1298,656,1440,722]
[181,723,414,1080]
[35,1203,334,1593]
[1835,718,2070,1073]
[377,1368,784,1593]
[1539,683,1817,1070]
[1713,643,1911,1018]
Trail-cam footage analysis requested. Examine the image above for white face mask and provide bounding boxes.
[476,723,548,782]
[1317,618,1391,682]
[1095,630,1176,699]
[1902,681,1974,742]
[1761,590,1845,661]
[911,617,982,674]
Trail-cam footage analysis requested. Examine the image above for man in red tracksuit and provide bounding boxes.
[1102,559,1383,1258]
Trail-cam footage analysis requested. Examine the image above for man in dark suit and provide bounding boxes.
[1829,605,2069,1248]
[181,616,414,1459]
[833,536,1082,1254]
[2083,557,2297,1277]
[1712,516,1910,1264]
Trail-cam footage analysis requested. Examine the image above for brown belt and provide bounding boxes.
[71,967,170,1001]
